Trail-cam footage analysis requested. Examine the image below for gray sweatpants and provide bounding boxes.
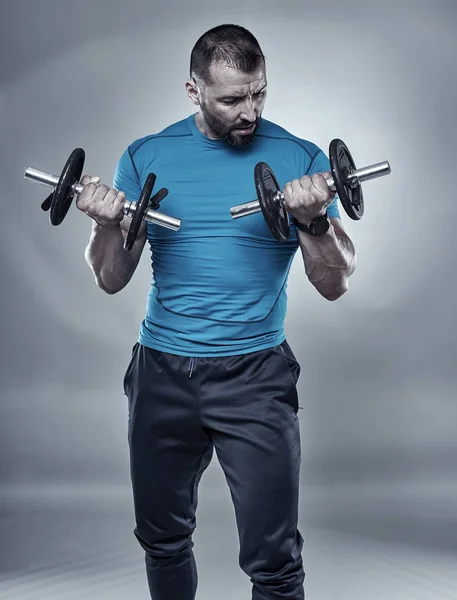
[123,340,304,600]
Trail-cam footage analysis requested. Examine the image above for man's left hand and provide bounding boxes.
[283,172,335,226]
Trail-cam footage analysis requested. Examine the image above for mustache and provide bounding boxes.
[233,121,257,130]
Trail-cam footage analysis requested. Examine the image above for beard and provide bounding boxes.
[200,100,260,148]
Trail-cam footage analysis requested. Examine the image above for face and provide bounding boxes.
[188,61,267,148]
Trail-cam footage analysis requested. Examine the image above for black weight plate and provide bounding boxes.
[148,187,169,211]
[124,172,156,252]
[50,148,85,225]
[329,139,364,220]
[41,192,53,212]
[254,162,290,242]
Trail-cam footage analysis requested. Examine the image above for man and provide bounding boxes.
[77,24,356,600]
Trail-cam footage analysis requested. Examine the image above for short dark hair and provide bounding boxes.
[190,24,265,85]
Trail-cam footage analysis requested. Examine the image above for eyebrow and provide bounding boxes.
[218,84,267,101]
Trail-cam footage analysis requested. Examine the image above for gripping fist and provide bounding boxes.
[283,172,335,225]
[76,175,126,227]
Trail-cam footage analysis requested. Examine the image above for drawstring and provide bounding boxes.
[188,357,195,378]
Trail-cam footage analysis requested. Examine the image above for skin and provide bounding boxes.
[77,176,146,293]
[81,58,356,300]
[185,61,267,147]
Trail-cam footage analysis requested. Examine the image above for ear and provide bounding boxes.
[185,78,200,106]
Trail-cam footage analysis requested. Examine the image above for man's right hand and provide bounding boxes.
[76,175,126,228]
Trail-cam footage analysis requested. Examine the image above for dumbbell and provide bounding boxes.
[230,139,391,241]
[24,148,181,251]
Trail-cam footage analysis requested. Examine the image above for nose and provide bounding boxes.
[240,97,257,122]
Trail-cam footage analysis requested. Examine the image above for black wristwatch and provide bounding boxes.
[293,212,330,237]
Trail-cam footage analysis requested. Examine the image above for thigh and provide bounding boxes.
[201,342,303,568]
[124,343,214,549]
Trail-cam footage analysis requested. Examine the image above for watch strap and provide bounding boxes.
[293,211,330,237]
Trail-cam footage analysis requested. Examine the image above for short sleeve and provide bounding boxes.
[113,148,142,203]
[308,150,341,219]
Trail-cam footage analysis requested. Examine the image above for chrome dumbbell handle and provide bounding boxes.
[24,167,181,231]
[230,161,391,219]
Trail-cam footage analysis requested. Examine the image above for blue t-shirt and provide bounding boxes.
[114,113,340,357]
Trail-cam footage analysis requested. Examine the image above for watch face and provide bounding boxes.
[313,219,330,236]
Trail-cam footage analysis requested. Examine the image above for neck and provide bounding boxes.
[195,112,219,140]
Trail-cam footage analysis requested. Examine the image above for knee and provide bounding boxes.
[134,528,194,561]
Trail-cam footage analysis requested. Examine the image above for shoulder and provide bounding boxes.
[258,118,322,160]
[126,116,193,159]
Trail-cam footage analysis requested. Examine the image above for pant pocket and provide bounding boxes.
[271,341,301,415]
[123,342,139,396]
[276,340,301,386]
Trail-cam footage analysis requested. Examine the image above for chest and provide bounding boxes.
[140,151,302,242]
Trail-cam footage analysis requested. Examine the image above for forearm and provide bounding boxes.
[297,222,356,301]
[84,222,137,294]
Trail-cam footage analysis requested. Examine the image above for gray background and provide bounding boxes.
[1,1,456,598]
